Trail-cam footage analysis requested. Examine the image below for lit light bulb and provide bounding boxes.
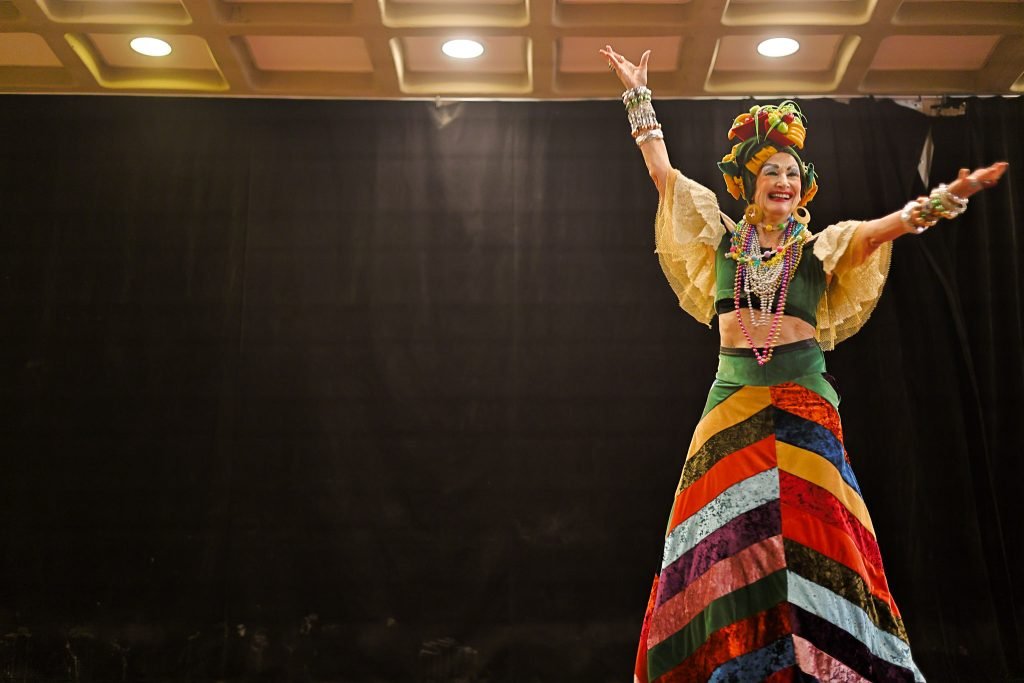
[757,38,800,58]
[442,39,484,60]
[130,37,172,57]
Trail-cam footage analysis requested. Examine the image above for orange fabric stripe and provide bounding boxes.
[668,436,776,531]
[782,504,899,616]
[656,604,794,683]
[770,382,844,444]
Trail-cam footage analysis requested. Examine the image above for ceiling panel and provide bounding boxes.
[871,35,1001,71]
[559,36,681,73]
[244,36,373,71]
[714,35,842,72]
[560,0,688,6]
[0,0,1021,97]
[88,33,218,70]
[0,32,62,66]
[401,36,526,73]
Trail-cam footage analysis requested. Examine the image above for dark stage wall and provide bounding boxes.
[1,96,1021,682]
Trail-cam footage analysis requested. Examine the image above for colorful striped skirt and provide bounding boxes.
[634,340,925,683]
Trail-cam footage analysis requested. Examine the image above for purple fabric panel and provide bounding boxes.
[657,499,782,608]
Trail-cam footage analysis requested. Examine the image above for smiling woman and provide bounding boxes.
[599,44,1008,683]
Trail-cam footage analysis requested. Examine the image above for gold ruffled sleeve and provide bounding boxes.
[654,170,730,326]
[812,220,892,350]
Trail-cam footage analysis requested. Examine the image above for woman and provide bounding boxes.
[599,45,1008,683]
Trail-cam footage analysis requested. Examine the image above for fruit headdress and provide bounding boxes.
[717,101,818,206]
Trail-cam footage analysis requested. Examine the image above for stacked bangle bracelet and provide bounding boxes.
[900,183,969,234]
[623,86,662,147]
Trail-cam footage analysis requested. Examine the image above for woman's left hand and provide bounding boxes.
[948,161,1009,198]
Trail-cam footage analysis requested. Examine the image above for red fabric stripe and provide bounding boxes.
[780,471,883,569]
[764,666,799,683]
[782,504,900,616]
[634,573,660,683]
[656,605,794,682]
[770,382,844,447]
[668,436,777,532]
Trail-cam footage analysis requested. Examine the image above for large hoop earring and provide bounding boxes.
[744,203,764,225]
[793,206,811,225]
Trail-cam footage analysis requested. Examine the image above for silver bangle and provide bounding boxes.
[900,200,928,234]
[623,87,659,137]
[629,106,658,136]
[635,128,664,147]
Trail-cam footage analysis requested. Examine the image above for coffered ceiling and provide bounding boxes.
[0,0,1022,98]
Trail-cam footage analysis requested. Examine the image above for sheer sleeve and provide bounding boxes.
[812,220,892,350]
[654,170,731,326]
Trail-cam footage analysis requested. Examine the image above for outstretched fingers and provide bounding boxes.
[952,161,1009,197]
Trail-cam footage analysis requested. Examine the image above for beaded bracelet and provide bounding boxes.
[622,86,662,141]
[900,184,969,234]
[931,183,968,219]
[622,86,651,107]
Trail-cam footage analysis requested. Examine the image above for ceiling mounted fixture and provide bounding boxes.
[757,38,800,58]
[130,37,172,57]
[441,39,484,60]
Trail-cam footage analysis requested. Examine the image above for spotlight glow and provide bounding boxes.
[442,39,484,60]
[757,37,800,58]
[130,37,172,57]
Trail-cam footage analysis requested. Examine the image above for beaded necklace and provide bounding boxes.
[726,216,807,366]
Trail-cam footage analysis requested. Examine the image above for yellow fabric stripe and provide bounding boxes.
[778,441,876,537]
[687,385,772,457]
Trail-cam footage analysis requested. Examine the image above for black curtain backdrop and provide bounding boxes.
[0,95,1020,682]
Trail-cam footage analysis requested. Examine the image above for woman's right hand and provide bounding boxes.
[599,45,650,91]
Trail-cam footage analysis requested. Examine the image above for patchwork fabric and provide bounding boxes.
[634,382,924,683]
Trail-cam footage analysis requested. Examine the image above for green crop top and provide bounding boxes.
[713,231,826,327]
[653,170,893,350]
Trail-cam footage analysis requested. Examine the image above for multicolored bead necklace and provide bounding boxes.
[726,216,807,365]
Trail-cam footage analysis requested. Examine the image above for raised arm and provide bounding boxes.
[599,46,672,196]
[843,162,1009,265]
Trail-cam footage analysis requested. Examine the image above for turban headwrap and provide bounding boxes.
[717,101,818,207]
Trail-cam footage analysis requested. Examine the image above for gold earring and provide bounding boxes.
[744,203,764,225]
[793,206,811,225]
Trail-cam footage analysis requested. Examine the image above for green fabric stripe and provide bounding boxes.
[716,344,826,387]
[647,570,788,680]
[678,407,774,492]
[784,539,908,642]
[708,344,839,411]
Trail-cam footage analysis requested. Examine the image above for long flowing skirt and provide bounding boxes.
[634,340,925,683]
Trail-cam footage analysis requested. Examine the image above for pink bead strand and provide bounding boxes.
[732,218,801,365]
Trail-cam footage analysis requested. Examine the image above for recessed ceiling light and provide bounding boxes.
[442,39,484,60]
[130,37,172,57]
[757,37,800,58]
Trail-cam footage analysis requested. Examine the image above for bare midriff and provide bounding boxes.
[718,309,816,349]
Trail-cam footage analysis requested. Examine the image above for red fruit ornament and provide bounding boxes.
[727,109,796,147]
